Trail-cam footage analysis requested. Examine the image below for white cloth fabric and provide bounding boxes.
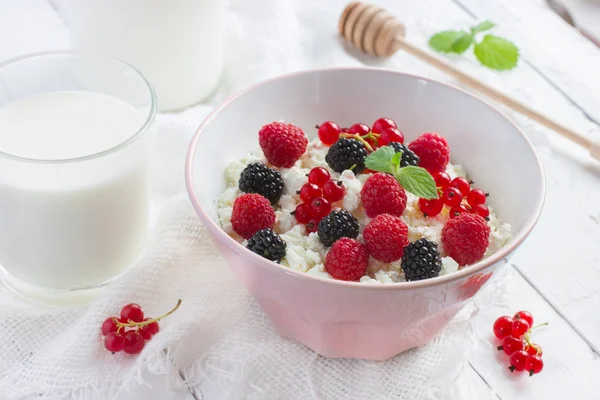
[0,0,518,398]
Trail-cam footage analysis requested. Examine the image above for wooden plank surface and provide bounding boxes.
[2,0,600,399]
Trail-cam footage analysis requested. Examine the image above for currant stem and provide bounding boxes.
[340,132,375,152]
[523,322,548,349]
[115,299,182,331]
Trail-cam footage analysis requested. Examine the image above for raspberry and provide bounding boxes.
[231,193,276,239]
[317,209,359,247]
[324,238,369,281]
[360,172,407,218]
[246,228,286,262]
[408,132,450,174]
[363,214,409,262]
[238,163,284,205]
[325,138,368,174]
[401,238,443,281]
[258,122,308,168]
[387,142,419,167]
[441,213,490,266]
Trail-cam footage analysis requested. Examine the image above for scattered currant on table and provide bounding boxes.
[493,311,548,376]
[101,299,182,355]
[525,355,544,376]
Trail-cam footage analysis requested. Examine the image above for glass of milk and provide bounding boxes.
[0,52,156,297]
[64,0,225,112]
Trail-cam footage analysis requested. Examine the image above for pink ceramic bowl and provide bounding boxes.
[185,68,545,360]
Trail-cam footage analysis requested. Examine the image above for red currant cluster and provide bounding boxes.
[317,117,404,150]
[493,310,547,376]
[101,299,181,355]
[418,173,490,219]
[293,167,345,232]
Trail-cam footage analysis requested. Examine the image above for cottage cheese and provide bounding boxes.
[217,138,513,283]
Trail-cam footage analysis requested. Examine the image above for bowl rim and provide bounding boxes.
[185,66,546,291]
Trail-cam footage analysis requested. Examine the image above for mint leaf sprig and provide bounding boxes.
[428,20,519,71]
[365,147,438,199]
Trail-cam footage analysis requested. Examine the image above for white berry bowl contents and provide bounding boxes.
[186,68,545,360]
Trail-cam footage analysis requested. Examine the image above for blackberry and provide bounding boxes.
[388,142,420,167]
[325,138,367,174]
[317,209,360,247]
[239,163,284,205]
[246,228,286,262]
[401,238,442,281]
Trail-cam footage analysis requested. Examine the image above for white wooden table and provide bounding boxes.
[2,0,600,399]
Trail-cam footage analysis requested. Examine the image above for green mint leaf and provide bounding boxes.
[471,20,495,34]
[364,146,395,174]
[428,31,465,53]
[391,151,403,168]
[394,166,438,199]
[473,34,519,71]
[451,32,474,54]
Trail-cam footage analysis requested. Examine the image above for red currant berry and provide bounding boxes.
[308,167,331,187]
[101,317,118,336]
[433,171,451,188]
[493,316,514,340]
[123,331,145,355]
[467,189,487,206]
[306,219,319,233]
[299,183,322,203]
[317,121,341,145]
[449,177,471,196]
[348,123,370,136]
[498,335,524,355]
[512,318,530,337]
[120,303,144,323]
[293,203,312,224]
[514,310,534,327]
[104,332,125,353]
[525,355,544,376]
[323,180,345,202]
[372,117,397,133]
[341,127,350,133]
[449,204,469,219]
[471,204,490,219]
[310,197,331,219]
[418,197,444,217]
[509,350,530,372]
[379,128,404,145]
[442,187,463,207]
[525,343,542,357]
[140,319,160,340]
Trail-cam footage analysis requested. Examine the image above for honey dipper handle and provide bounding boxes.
[397,38,598,158]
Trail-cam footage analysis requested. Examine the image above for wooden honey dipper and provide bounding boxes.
[339,2,600,160]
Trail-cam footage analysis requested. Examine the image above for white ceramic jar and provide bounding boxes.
[65,0,225,112]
